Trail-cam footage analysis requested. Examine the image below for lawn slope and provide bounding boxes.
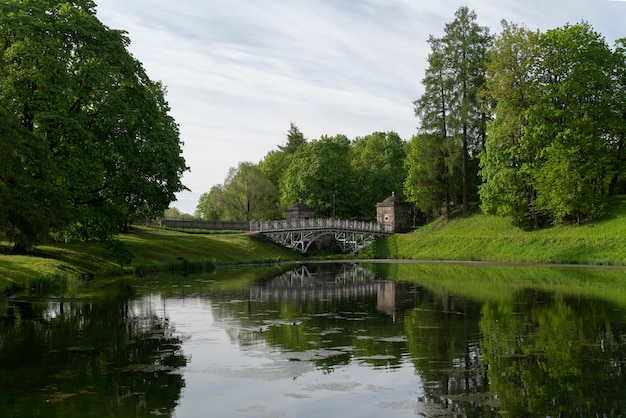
[360,197,626,265]
[0,227,301,294]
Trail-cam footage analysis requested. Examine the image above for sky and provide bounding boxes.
[95,0,626,215]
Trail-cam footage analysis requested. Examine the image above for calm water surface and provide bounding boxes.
[2,262,626,417]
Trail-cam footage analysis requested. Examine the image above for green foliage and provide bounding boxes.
[481,21,620,226]
[199,162,280,221]
[103,239,135,268]
[351,132,407,220]
[194,188,222,220]
[0,108,69,252]
[479,21,542,227]
[0,0,187,248]
[404,133,462,219]
[410,7,491,216]
[281,134,354,217]
[530,23,616,224]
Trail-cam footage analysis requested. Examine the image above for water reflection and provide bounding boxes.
[249,264,413,317]
[2,263,626,417]
[0,284,187,417]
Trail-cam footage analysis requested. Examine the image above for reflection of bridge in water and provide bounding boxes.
[249,264,412,317]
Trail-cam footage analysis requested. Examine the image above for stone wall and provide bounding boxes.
[159,219,250,231]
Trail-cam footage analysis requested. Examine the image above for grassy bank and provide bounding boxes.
[2,196,626,294]
[360,196,626,265]
[0,227,301,294]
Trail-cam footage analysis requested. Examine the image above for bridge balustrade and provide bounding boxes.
[250,218,392,233]
[249,218,392,253]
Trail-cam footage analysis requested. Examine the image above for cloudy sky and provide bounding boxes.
[95,0,625,214]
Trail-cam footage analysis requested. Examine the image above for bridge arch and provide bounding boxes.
[249,218,391,254]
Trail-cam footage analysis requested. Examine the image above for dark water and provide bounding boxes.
[2,262,626,417]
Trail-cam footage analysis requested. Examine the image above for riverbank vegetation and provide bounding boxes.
[2,3,626,297]
[360,196,626,265]
[0,227,300,295]
[3,195,626,295]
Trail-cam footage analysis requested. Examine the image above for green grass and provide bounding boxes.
[0,227,301,294]
[360,196,626,265]
[3,196,626,295]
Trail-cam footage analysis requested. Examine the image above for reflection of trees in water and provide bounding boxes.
[205,263,626,416]
[0,286,187,418]
[404,288,494,416]
[404,286,626,416]
[481,289,626,417]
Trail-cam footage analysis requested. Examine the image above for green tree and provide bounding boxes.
[479,21,542,228]
[260,123,307,198]
[195,186,225,220]
[608,38,626,194]
[0,108,68,252]
[410,35,461,219]
[528,23,617,224]
[405,133,461,219]
[443,7,492,213]
[281,134,353,218]
[410,7,491,217]
[279,122,306,154]
[351,131,407,220]
[208,162,279,221]
[0,0,187,249]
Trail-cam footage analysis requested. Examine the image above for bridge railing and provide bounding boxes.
[250,218,392,234]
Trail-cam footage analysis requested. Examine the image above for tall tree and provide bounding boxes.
[351,131,407,220]
[260,123,307,192]
[0,0,187,248]
[528,23,617,224]
[479,21,542,227]
[207,162,279,221]
[279,122,307,154]
[410,33,460,219]
[410,7,491,217]
[443,7,492,213]
[281,134,353,218]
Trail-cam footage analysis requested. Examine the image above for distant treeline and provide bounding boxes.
[196,8,626,231]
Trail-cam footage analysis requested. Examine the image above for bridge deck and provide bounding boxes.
[250,218,392,253]
[250,218,392,233]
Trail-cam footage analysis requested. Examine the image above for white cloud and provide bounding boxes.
[95,0,623,214]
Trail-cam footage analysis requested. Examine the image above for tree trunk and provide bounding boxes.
[12,241,30,254]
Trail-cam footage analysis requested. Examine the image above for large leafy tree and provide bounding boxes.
[280,134,353,218]
[0,108,69,252]
[201,162,279,222]
[443,7,492,212]
[351,131,407,220]
[479,21,542,227]
[0,0,187,249]
[527,23,617,224]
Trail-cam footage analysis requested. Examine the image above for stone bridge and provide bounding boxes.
[249,218,392,253]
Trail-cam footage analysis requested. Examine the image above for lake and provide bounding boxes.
[2,262,626,417]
